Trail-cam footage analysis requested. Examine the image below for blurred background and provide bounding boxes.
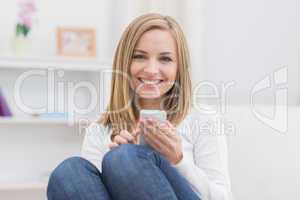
[0,0,299,199]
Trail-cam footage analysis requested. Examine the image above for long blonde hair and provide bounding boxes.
[99,13,192,139]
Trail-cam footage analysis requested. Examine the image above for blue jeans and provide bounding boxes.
[47,144,201,200]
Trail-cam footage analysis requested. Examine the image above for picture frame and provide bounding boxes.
[56,27,96,57]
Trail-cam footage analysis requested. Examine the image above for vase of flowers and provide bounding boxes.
[12,0,36,56]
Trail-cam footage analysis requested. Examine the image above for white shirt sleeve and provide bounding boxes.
[173,114,233,200]
[80,122,111,172]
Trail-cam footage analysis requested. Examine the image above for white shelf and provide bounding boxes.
[0,117,77,126]
[0,182,47,191]
[0,56,111,72]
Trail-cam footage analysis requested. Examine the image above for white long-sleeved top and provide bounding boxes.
[80,110,233,200]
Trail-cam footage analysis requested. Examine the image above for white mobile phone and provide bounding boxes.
[139,109,167,146]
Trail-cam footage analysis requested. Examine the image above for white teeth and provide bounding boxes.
[140,79,162,84]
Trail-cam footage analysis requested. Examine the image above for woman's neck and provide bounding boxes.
[139,98,162,110]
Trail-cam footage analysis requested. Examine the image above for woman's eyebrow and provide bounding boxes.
[134,49,174,55]
[160,52,173,55]
[134,49,147,54]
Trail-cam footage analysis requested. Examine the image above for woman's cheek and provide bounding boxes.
[160,82,174,95]
[129,63,141,90]
[131,78,140,92]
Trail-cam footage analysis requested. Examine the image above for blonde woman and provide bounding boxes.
[47,13,232,200]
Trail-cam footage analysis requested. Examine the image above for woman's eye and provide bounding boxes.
[160,56,172,62]
[132,54,145,59]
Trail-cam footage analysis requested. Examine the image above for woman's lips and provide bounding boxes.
[138,78,164,85]
[137,78,164,91]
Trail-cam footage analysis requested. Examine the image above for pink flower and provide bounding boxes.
[22,2,36,14]
[17,0,36,28]
[18,14,32,28]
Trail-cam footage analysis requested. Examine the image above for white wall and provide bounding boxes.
[204,0,300,105]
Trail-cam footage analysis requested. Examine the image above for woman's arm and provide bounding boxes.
[173,115,233,200]
[80,122,112,172]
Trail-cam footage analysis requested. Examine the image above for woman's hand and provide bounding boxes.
[108,128,140,149]
[140,118,183,165]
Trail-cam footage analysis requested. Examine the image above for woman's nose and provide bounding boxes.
[143,60,159,74]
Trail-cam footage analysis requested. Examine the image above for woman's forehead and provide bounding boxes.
[134,29,177,54]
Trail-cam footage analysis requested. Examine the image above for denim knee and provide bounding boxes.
[47,156,94,198]
[48,157,86,183]
[102,144,138,173]
[101,144,180,200]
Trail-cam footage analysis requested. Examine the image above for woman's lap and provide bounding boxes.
[47,144,200,200]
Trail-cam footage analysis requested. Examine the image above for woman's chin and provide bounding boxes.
[138,92,161,99]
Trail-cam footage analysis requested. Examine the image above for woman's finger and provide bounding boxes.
[144,131,163,152]
[114,135,128,144]
[133,126,141,137]
[165,121,176,133]
[145,120,174,147]
[145,119,159,134]
[108,142,119,149]
[132,127,141,144]
[120,130,134,143]
[161,123,176,137]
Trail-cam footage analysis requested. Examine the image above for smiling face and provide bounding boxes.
[130,29,178,109]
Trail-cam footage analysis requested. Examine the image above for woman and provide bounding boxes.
[47,13,232,200]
